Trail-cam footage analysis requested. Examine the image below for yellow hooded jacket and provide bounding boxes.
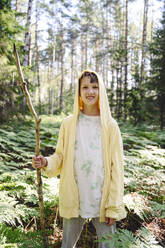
[44,70,126,222]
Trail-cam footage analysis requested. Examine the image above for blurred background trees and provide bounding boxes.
[0,0,165,129]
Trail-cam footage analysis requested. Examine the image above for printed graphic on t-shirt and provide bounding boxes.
[81,160,92,176]
[74,112,104,218]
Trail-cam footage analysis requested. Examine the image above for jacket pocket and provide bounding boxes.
[59,179,78,208]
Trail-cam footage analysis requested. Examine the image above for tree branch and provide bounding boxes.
[13,44,49,248]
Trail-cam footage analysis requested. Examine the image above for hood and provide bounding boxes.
[73,69,112,128]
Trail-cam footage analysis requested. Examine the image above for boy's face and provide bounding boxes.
[80,76,99,108]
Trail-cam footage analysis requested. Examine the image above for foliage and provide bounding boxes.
[121,122,165,220]
[0,224,44,248]
[0,0,164,244]
[0,0,25,123]
[99,227,162,248]
[0,116,62,246]
[0,0,164,130]
[0,116,164,247]
[148,2,165,129]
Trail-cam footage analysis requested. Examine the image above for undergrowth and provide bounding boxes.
[0,115,61,248]
[99,227,162,248]
[0,116,164,247]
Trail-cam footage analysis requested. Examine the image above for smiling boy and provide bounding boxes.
[32,70,126,248]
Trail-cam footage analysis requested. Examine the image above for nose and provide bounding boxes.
[88,88,94,94]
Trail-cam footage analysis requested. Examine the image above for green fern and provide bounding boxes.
[0,224,44,248]
[0,118,164,246]
[98,227,162,248]
[0,192,23,226]
[137,227,162,248]
[0,191,40,226]
[149,201,165,218]
[124,193,151,220]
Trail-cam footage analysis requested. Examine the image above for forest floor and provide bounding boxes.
[0,115,165,248]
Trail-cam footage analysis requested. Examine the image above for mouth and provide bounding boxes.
[86,96,95,100]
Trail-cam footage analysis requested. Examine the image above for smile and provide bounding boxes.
[86,96,95,100]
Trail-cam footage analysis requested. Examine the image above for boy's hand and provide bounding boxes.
[105,217,116,226]
[32,155,47,169]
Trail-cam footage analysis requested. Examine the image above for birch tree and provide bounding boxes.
[59,23,65,112]
[23,0,33,66]
[34,0,41,114]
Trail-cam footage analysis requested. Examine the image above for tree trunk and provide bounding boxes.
[115,63,120,118]
[59,25,64,112]
[108,3,114,112]
[124,0,128,119]
[51,89,55,115]
[35,0,41,114]
[23,0,33,66]
[160,94,165,130]
[15,0,18,11]
[84,26,88,69]
[111,65,115,113]
[47,61,51,114]
[95,38,99,73]
[101,10,106,83]
[140,0,149,85]
[52,36,56,67]
[81,33,84,71]
[105,5,109,87]
[119,64,123,118]
[70,40,74,91]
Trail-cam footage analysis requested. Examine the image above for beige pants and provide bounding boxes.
[61,216,116,248]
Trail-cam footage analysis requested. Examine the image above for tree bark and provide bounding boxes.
[84,26,88,69]
[105,5,109,87]
[47,61,51,114]
[81,33,85,71]
[35,0,41,114]
[108,3,115,112]
[115,63,120,118]
[140,0,149,85]
[95,38,99,73]
[15,0,18,11]
[59,24,64,112]
[160,94,165,130]
[124,0,128,119]
[70,40,74,91]
[23,0,33,66]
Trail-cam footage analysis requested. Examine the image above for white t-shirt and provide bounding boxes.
[74,112,104,218]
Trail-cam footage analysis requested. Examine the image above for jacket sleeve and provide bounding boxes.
[43,121,64,178]
[105,123,126,220]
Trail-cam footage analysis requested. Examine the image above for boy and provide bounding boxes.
[32,70,126,248]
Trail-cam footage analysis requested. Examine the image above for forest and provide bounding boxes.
[0,0,165,247]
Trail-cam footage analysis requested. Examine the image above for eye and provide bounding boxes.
[93,86,98,89]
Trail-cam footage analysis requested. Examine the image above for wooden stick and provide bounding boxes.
[13,44,49,248]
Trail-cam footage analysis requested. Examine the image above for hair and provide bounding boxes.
[79,71,98,96]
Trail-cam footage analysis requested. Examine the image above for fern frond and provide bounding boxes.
[137,227,162,248]
[0,192,23,226]
[124,193,151,220]
[98,227,162,248]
